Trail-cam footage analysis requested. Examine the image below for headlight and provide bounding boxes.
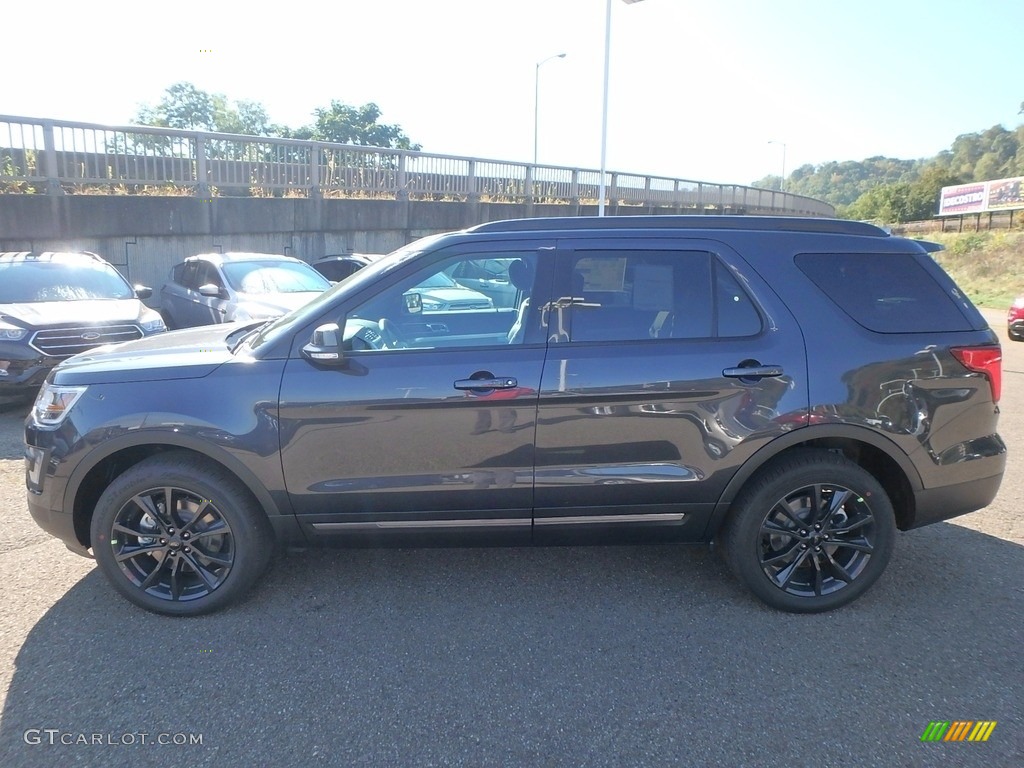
[140,316,167,334]
[33,383,88,426]
[0,320,27,341]
[420,298,444,311]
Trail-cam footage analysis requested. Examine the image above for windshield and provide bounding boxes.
[222,261,331,294]
[0,260,134,303]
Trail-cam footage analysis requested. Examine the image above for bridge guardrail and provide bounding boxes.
[0,115,834,217]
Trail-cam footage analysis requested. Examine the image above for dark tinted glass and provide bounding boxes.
[566,251,760,342]
[795,253,971,333]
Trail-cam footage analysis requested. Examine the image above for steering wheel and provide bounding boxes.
[378,318,407,349]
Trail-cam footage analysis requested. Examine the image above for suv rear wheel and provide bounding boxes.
[720,450,896,612]
[90,452,273,616]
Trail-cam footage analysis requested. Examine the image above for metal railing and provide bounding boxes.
[0,115,834,216]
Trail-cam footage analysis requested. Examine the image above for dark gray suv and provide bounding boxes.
[25,217,1005,615]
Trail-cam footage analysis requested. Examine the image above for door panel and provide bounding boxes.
[533,239,808,540]
[278,240,557,541]
[279,347,545,538]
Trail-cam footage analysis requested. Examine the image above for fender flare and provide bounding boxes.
[704,424,923,537]
[64,429,290,524]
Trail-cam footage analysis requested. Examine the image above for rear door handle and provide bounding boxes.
[723,365,784,379]
[455,377,518,390]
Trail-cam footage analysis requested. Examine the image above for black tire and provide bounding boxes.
[159,310,176,331]
[90,452,273,616]
[719,450,896,613]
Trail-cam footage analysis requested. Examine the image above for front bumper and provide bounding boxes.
[25,424,90,556]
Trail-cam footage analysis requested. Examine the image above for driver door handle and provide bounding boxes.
[722,365,784,379]
[454,377,518,390]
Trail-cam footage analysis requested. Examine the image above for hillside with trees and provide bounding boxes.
[752,119,1024,222]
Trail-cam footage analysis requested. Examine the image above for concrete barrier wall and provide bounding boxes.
[0,195,593,292]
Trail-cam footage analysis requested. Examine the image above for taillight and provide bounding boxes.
[951,345,1002,403]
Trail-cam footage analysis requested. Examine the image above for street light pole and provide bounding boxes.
[599,0,644,216]
[769,140,787,192]
[534,53,566,167]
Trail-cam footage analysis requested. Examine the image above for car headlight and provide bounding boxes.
[140,316,167,334]
[420,298,444,311]
[0,320,27,341]
[33,383,88,426]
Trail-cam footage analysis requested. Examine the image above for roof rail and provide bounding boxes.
[468,215,889,237]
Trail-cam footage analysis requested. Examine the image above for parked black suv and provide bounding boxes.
[0,251,165,406]
[25,217,1005,615]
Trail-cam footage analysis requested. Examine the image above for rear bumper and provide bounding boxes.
[910,471,1004,529]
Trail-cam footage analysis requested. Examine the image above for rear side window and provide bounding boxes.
[564,251,762,342]
[795,253,972,333]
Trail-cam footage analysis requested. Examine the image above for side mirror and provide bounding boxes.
[134,285,153,300]
[198,283,224,298]
[404,292,422,315]
[302,322,345,365]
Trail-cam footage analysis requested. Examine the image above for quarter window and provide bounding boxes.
[795,253,972,333]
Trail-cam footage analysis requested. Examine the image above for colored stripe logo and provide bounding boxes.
[921,721,996,742]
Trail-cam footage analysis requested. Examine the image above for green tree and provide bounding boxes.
[135,82,282,136]
[296,101,420,150]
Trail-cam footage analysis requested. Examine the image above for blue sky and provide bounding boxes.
[6,0,1022,185]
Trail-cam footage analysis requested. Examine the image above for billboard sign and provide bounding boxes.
[939,176,1024,216]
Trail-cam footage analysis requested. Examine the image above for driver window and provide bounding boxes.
[345,252,539,352]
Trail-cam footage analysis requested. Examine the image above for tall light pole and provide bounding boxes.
[599,0,645,216]
[534,53,566,167]
[769,140,787,192]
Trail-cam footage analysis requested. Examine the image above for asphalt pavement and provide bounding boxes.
[0,310,1020,767]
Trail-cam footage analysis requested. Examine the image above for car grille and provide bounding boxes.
[448,300,492,310]
[30,324,144,357]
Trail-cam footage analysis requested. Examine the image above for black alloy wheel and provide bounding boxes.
[720,450,896,612]
[108,485,235,602]
[91,452,273,616]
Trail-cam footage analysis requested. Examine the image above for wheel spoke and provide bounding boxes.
[179,500,211,534]
[772,499,807,529]
[776,548,812,590]
[822,488,853,524]
[831,537,873,554]
[192,548,231,567]
[113,522,152,539]
[811,551,824,596]
[168,557,184,600]
[115,543,165,563]
[191,521,229,540]
[823,550,854,583]
[182,553,220,591]
[139,555,169,590]
[130,493,169,532]
[761,540,802,566]
[761,520,799,538]
[829,516,871,535]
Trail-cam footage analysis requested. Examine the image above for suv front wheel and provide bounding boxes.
[90,452,273,616]
[720,450,896,612]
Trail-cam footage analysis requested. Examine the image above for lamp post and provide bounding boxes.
[599,0,645,216]
[769,140,787,192]
[534,53,566,167]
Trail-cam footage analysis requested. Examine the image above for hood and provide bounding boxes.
[235,292,322,318]
[0,299,145,328]
[50,324,240,385]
